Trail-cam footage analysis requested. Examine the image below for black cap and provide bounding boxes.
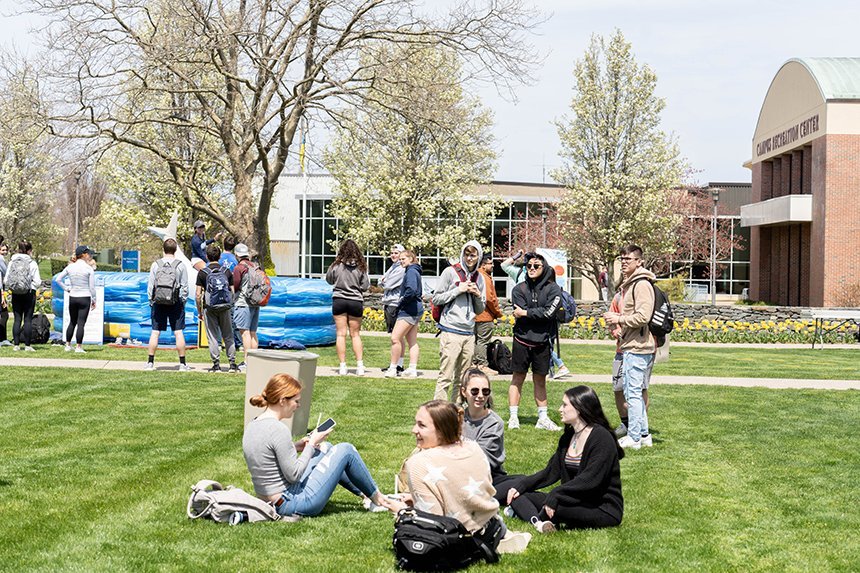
[75,245,91,258]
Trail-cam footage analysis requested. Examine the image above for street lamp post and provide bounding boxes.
[710,187,721,306]
[540,203,548,247]
[74,171,82,247]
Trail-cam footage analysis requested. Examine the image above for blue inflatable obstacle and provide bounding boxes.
[51,272,336,347]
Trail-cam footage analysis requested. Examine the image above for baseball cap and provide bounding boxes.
[234,243,250,258]
[193,219,206,229]
[392,244,405,253]
[75,245,91,258]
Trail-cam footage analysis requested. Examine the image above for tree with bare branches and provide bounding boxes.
[27,0,540,259]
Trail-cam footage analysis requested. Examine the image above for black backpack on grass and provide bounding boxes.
[393,508,500,572]
[31,314,51,344]
[487,339,513,375]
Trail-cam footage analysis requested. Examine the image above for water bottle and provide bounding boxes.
[228,511,248,526]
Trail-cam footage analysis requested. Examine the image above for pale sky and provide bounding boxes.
[2,0,858,186]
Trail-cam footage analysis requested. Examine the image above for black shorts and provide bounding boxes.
[512,338,551,376]
[332,297,363,318]
[151,300,186,331]
[384,305,398,333]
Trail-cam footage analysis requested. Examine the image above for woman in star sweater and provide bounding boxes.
[505,385,624,533]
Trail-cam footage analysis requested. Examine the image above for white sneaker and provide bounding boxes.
[614,422,628,437]
[178,363,192,372]
[498,531,532,554]
[64,344,72,352]
[383,367,398,378]
[144,362,155,371]
[535,417,561,431]
[618,436,641,450]
[13,345,19,351]
[402,368,419,378]
[530,516,557,533]
[640,434,653,447]
[24,346,35,352]
[362,497,389,513]
[75,347,86,354]
[338,364,348,376]
[507,416,520,430]
[356,365,366,376]
[552,365,570,379]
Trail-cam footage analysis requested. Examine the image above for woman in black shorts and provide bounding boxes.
[325,239,370,376]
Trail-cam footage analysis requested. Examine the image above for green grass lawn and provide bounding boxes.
[3,337,859,380]
[1,367,858,572]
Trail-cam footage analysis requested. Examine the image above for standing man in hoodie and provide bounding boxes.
[380,243,406,372]
[432,240,486,400]
[473,254,502,374]
[603,244,656,450]
[508,252,563,430]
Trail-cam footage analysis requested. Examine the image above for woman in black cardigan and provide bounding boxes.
[505,385,624,533]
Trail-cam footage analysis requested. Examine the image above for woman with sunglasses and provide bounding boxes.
[459,369,524,504]
[243,373,395,517]
[504,386,624,533]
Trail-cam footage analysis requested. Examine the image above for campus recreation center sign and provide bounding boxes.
[755,113,820,158]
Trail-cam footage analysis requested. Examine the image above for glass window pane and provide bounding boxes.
[310,219,323,254]
[311,200,324,218]
[311,256,322,275]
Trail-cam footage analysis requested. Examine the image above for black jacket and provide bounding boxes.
[511,267,562,345]
[516,425,623,525]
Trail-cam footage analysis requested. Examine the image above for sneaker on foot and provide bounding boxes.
[362,497,389,513]
[237,362,247,372]
[383,367,399,378]
[228,363,240,374]
[618,436,641,450]
[24,346,35,352]
[402,368,419,378]
[530,516,557,534]
[0,340,12,346]
[614,422,628,437]
[13,345,19,351]
[75,347,86,354]
[640,434,653,447]
[178,363,192,372]
[498,531,532,554]
[507,416,520,430]
[552,365,570,379]
[535,417,561,431]
[396,365,404,374]
[144,362,155,371]
[338,364,348,376]
[207,363,222,373]
[356,365,366,376]
[64,343,72,352]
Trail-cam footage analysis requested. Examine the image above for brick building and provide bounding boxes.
[742,58,860,307]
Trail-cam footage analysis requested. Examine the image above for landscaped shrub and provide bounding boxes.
[657,274,687,302]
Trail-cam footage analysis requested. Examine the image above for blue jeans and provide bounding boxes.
[277,442,380,517]
[622,352,653,441]
[551,350,564,368]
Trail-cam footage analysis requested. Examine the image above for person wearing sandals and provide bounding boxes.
[326,239,370,376]
[55,245,97,353]
[388,400,532,554]
[384,249,422,379]
[504,386,624,533]
[243,373,395,517]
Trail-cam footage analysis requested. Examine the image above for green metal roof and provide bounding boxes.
[791,57,860,100]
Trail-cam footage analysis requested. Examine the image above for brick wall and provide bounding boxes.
[822,134,860,306]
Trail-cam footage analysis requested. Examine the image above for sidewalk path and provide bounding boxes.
[2,357,857,390]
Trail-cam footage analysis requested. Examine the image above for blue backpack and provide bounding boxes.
[557,289,577,324]
[204,266,232,310]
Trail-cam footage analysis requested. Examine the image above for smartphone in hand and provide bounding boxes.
[315,417,336,433]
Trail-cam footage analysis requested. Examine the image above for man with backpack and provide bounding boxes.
[196,243,238,373]
[508,252,563,431]
[431,240,486,400]
[473,254,503,375]
[232,243,270,372]
[146,238,190,371]
[603,244,656,450]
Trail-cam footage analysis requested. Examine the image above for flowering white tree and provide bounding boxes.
[553,29,687,296]
[324,46,506,257]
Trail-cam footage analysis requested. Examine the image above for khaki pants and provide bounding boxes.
[434,330,475,401]
[473,321,495,366]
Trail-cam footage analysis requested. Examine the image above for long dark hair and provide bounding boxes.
[563,385,624,459]
[333,239,366,273]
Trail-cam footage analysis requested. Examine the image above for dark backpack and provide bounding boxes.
[239,261,271,307]
[430,263,479,323]
[6,258,32,294]
[630,278,675,347]
[152,259,181,305]
[557,289,577,324]
[392,508,500,572]
[487,339,513,375]
[31,313,51,344]
[203,266,232,310]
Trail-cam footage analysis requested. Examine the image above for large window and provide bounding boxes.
[671,217,750,296]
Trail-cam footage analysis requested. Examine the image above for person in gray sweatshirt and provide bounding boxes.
[431,240,486,400]
[379,243,405,372]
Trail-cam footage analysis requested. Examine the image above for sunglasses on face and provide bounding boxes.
[469,387,491,397]
[526,263,543,270]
